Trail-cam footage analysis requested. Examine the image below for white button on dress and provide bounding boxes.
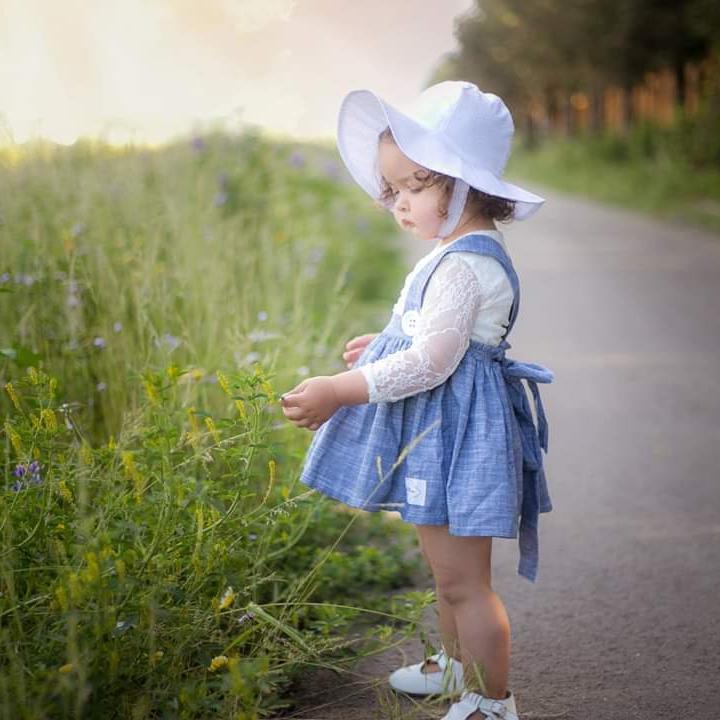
[401,309,420,336]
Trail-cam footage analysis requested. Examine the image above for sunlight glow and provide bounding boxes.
[0,0,473,147]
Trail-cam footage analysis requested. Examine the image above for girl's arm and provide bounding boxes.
[349,254,483,404]
[280,256,482,428]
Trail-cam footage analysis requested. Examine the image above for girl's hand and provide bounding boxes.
[342,333,379,369]
[280,376,341,431]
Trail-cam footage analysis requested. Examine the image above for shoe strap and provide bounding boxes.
[454,690,518,720]
[424,648,449,671]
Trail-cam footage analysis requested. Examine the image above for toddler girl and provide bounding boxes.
[281,81,554,720]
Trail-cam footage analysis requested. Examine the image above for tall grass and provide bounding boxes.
[0,132,430,718]
[0,131,401,442]
[508,110,720,234]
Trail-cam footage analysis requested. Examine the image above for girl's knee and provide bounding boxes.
[435,575,493,606]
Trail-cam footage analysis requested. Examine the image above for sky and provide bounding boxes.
[0,0,476,147]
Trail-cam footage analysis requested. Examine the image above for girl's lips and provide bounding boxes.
[401,219,415,227]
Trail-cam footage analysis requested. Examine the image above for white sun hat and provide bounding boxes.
[336,80,546,225]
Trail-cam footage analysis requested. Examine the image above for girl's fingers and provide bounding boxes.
[281,388,305,407]
[345,333,375,350]
[296,416,318,429]
[282,405,307,421]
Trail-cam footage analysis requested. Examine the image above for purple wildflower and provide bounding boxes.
[113,321,123,333]
[155,333,181,351]
[11,461,42,489]
[323,161,341,179]
[71,222,86,238]
[214,191,228,207]
[96,382,107,392]
[0,272,10,283]
[93,337,106,349]
[191,135,206,153]
[288,150,305,168]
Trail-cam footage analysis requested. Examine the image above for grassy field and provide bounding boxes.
[0,133,430,719]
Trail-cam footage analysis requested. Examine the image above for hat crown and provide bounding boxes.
[402,81,514,176]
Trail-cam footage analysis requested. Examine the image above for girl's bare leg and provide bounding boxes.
[415,524,510,703]
[415,526,460,672]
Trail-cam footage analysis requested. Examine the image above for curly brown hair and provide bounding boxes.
[376,126,516,223]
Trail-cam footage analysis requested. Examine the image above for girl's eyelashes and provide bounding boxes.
[388,185,423,196]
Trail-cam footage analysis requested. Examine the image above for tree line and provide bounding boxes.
[433,0,720,147]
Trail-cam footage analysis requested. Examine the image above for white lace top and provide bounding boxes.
[359,230,515,404]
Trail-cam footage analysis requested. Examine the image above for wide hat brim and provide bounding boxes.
[336,88,545,221]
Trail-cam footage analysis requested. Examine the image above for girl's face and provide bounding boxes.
[377,140,447,241]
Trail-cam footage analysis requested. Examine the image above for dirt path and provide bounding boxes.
[282,185,720,719]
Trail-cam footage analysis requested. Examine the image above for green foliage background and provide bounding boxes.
[0,133,431,719]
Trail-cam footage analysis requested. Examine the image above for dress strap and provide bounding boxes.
[403,233,521,339]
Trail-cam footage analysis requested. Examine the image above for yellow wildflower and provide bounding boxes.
[218,586,236,611]
[115,558,126,581]
[149,650,164,666]
[204,416,220,443]
[4,421,23,456]
[54,585,69,612]
[58,479,74,504]
[216,370,232,397]
[143,379,159,405]
[81,552,100,584]
[121,451,145,499]
[4,382,22,412]
[40,408,58,432]
[208,655,229,672]
[79,441,94,466]
[186,407,201,450]
[58,663,74,674]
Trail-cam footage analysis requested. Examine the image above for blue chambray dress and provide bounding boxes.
[298,233,554,582]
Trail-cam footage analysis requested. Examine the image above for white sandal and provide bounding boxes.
[441,689,520,720]
[388,647,465,696]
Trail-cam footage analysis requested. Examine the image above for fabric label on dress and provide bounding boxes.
[405,477,427,506]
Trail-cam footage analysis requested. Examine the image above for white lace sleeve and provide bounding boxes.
[359,254,483,403]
